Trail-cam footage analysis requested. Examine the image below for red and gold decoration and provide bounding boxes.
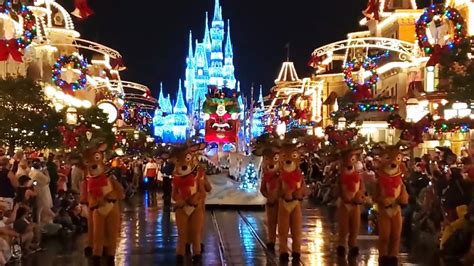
[0,1,36,62]
[59,124,89,148]
[52,54,88,95]
[416,4,466,66]
[388,114,433,146]
[71,0,94,20]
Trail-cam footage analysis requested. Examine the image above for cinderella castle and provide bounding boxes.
[153,0,245,143]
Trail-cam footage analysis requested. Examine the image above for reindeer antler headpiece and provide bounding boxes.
[322,126,365,158]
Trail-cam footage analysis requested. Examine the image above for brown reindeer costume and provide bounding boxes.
[324,127,365,259]
[277,143,309,263]
[160,142,208,264]
[373,144,409,266]
[253,134,282,251]
[80,143,125,266]
[336,148,365,258]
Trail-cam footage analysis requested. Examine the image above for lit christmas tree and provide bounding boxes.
[239,163,258,191]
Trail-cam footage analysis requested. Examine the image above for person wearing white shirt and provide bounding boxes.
[29,160,53,225]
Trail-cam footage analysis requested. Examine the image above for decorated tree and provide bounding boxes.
[60,106,115,151]
[439,37,474,101]
[0,78,63,152]
[239,163,258,191]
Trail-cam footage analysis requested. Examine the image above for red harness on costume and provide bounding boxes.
[173,167,203,201]
[263,171,279,191]
[340,171,360,192]
[281,169,303,192]
[378,171,403,197]
[86,174,109,198]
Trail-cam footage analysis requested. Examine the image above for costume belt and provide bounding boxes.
[90,199,117,211]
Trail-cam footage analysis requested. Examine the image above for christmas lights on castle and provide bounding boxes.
[153,0,245,144]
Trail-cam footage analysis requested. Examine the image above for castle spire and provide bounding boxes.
[213,0,222,22]
[203,12,211,50]
[158,82,166,109]
[258,85,264,105]
[188,31,194,59]
[174,79,188,114]
[225,20,233,58]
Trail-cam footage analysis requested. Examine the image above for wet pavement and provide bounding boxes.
[14,191,462,266]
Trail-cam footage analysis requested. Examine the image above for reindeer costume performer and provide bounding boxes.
[325,127,365,259]
[277,131,313,263]
[374,144,409,266]
[80,143,125,266]
[253,134,282,251]
[160,142,208,264]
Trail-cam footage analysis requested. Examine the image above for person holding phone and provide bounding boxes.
[29,160,53,225]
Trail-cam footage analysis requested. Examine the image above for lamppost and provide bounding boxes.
[66,107,78,125]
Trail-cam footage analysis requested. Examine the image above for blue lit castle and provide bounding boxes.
[153,81,189,143]
[154,0,241,143]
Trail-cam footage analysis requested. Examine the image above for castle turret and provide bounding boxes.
[223,20,236,89]
[174,79,188,114]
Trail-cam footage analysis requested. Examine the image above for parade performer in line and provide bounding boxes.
[80,143,124,266]
[374,145,409,266]
[323,127,365,259]
[160,142,208,264]
[277,143,309,263]
[254,135,281,252]
[336,148,365,258]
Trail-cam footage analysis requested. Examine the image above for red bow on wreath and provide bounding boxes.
[0,39,22,62]
[426,44,450,66]
[353,84,372,101]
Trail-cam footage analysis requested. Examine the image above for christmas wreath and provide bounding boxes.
[416,4,466,65]
[52,54,88,95]
[343,56,382,101]
[0,1,36,62]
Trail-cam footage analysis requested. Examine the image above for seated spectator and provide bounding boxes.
[69,202,87,233]
[54,208,74,233]
[13,207,40,254]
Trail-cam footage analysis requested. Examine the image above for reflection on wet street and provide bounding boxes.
[20,191,454,265]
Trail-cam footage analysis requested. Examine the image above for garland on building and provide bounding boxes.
[416,4,466,66]
[0,1,36,62]
[52,54,88,95]
[331,103,399,122]
[431,118,474,134]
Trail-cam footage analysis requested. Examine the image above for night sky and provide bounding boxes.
[70,0,433,99]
